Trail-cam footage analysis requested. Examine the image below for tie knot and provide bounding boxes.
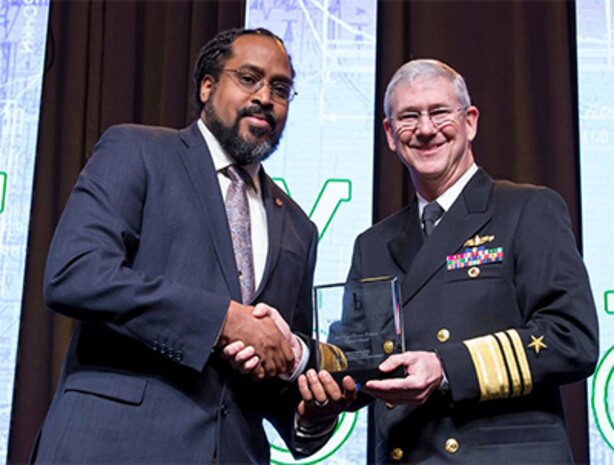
[422,201,444,222]
[225,165,252,188]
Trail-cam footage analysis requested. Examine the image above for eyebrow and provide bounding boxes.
[237,63,293,84]
[396,104,453,113]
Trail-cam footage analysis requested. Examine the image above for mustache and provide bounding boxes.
[238,104,277,131]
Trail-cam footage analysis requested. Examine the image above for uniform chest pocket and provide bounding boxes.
[444,263,505,283]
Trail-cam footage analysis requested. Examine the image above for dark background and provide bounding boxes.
[9,1,588,463]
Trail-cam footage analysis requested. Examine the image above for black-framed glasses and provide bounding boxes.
[222,68,297,103]
[391,107,467,131]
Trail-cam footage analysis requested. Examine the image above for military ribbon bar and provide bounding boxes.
[446,246,504,270]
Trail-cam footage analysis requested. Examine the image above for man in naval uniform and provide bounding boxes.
[297,58,599,464]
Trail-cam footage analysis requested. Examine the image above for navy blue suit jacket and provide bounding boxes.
[347,169,598,464]
[34,122,318,464]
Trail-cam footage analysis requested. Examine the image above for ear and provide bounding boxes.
[383,118,398,152]
[199,76,215,104]
[465,105,479,142]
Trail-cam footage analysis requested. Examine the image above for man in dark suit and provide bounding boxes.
[298,58,599,464]
[33,28,321,464]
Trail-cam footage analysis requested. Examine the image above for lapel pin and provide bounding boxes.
[275,198,283,207]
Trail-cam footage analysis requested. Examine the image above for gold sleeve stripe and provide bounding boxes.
[464,335,510,401]
[505,329,533,395]
[494,331,522,397]
[463,337,489,400]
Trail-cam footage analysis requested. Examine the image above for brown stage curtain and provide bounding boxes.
[9,1,588,463]
[9,1,244,463]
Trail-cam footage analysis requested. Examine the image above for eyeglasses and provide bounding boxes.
[221,68,297,103]
[391,107,467,131]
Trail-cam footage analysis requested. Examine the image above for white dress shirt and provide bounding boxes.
[198,119,308,381]
[198,119,268,288]
[417,163,479,227]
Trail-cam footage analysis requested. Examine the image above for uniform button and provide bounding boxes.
[468,266,480,278]
[383,340,394,355]
[444,438,459,454]
[437,328,450,343]
[175,351,184,362]
[221,405,229,417]
[390,447,403,461]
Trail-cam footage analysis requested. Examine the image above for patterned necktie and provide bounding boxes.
[224,165,255,304]
[422,201,444,237]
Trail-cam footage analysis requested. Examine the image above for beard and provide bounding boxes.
[203,99,282,166]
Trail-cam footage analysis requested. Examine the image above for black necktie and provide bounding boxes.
[422,201,444,237]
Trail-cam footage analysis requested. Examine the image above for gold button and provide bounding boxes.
[437,328,450,343]
[468,266,480,278]
[383,340,394,354]
[390,447,404,461]
[444,438,459,454]
[275,197,283,207]
[386,402,395,409]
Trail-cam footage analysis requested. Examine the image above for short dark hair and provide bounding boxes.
[192,27,295,116]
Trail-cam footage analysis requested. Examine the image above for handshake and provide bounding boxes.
[217,301,302,380]
[217,300,358,429]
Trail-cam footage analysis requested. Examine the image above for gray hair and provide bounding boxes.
[383,59,472,118]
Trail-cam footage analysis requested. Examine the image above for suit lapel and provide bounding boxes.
[252,171,285,302]
[399,169,495,305]
[177,122,241,301]
[388,200,423,275]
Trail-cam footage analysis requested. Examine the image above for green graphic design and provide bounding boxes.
[604,290,614,314]
[592,345,614,450]
[273,177,293,198]
[270,411,359,465]
[0,172,6,213]
[272,178,352,240]
[270,177,355,463]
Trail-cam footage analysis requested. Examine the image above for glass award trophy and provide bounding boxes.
[314,276,405,384]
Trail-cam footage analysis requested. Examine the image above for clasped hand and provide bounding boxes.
[296,370,357,429]
[219,302,301,380]
[362,351,443,405]
[295,350,442,425]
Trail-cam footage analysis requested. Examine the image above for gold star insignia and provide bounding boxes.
[528,335,547,354]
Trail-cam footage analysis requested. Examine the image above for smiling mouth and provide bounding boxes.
[238,105,277,131]
[244,115,271,127]
[412,141,445,153]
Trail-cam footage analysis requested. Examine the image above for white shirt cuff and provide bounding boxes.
[279,336,309,382]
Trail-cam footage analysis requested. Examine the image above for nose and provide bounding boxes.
[252,83,273,106]
[414,113,437,135]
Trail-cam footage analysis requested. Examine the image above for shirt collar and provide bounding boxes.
[197,119,261,191]
[417,163,478,214]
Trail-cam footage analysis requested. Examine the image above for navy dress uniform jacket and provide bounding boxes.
[33,122,318,464]
[347,168,598,464]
